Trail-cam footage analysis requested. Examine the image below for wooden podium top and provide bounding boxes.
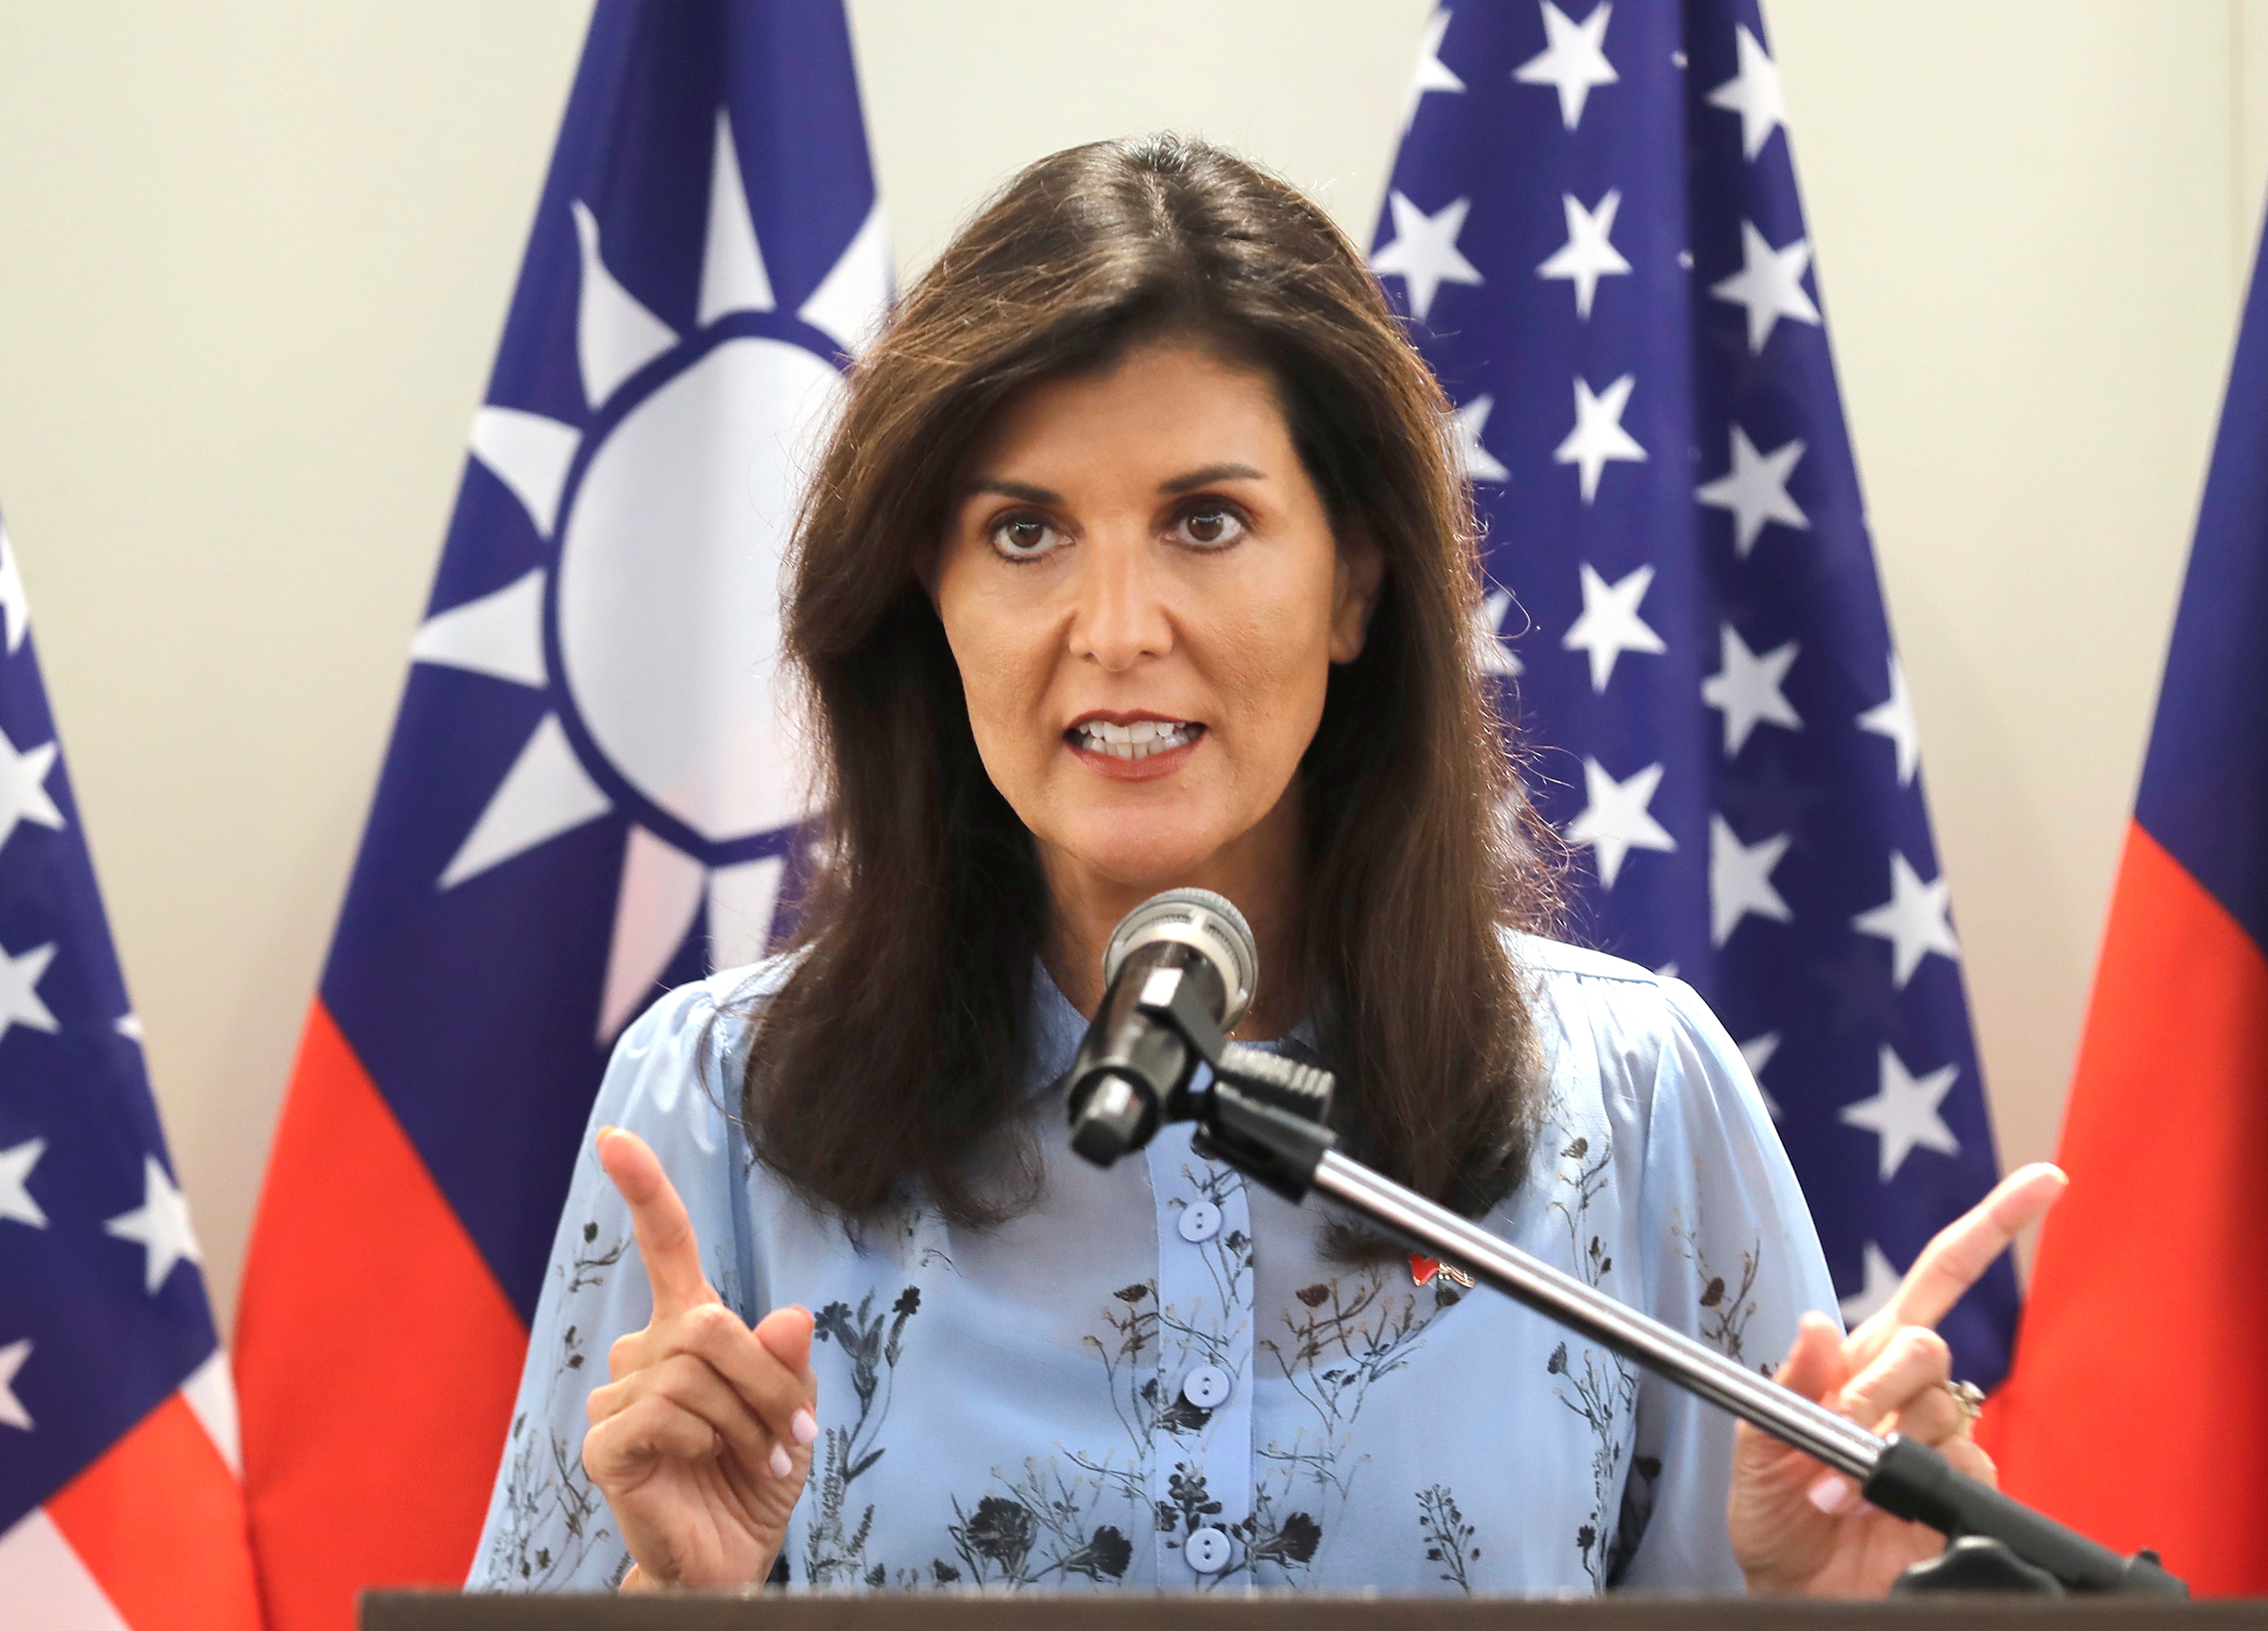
[364,1592,2268,1631]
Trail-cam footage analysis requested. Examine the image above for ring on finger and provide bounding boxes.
[1938,1379,1985,1434]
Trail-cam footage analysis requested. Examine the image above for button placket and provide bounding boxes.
[1143,1122,1254,1581]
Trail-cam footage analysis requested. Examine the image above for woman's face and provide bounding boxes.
[931,341,1380,908]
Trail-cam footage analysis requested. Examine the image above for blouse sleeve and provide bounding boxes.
[464,971,766,1592]
[1611,975,1842,1593]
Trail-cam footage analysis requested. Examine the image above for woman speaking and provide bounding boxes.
[467,135,2057,1597]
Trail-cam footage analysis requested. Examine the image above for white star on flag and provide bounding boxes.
[1537,190,1631,319]
[1563,561,1666,690]
[0,1337,29,1430]
[1566,757,1676,888]
[0,523,28,654]
[1841,1046,1961,1181]
[1839,1242,1903,1324]
[1514,0,1618,130]
[105,1155,205,1295]
[1371,192,1484,324]
[1740,1032,1782,1119]
[1710,220,1821,352]
[1710,815,1793,946]
[0,728,66,854]
[0,941,59,1047]
[1554,374,1647,503]
[1854,851,1960,986]
[1403,8,1466,132]
[1696,425,1808,555]
[1701,624,1801,753]
[0,1137,45,1228]
[1859,655,1921,786]
[1473,587,1523,676]
[1454,394,1511,484]
[1706,23,1788,160]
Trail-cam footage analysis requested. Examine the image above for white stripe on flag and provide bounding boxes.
[181,1351,241,1478]
[0,1507,131,1630]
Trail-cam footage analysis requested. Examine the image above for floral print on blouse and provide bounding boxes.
[467,935,1837,1596]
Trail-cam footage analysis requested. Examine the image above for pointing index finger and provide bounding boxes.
[595,1126,713,1319]
[1886,1162,2067,1330]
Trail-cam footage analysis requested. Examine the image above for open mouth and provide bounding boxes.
[1066,718,1206,761]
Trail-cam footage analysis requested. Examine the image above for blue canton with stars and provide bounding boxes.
[1373,0,2016,1382]
[0,517,222,1535]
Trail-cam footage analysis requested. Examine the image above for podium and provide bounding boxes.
[364,1592,2268,1630]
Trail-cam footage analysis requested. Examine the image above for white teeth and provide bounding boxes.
[1074,721,1198,760]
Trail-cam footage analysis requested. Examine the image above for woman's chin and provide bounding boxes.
[1052,824,1235,898]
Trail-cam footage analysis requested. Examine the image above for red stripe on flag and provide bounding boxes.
[45,1391,262,1631]
[1983,823,2268,1594]
[234,1001,525,1631]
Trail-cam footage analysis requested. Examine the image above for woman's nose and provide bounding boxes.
[1066,530,1173,670]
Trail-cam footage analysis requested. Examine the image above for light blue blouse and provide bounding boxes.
[469,935,1837,1596]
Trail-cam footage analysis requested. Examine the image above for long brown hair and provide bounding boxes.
[746,135,1560,1229]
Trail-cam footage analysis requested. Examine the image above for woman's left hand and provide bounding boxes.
[1729,1161,2067,1597]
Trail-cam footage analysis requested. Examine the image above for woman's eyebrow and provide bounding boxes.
[965,477,1061,503]
[1160,462,1266,493]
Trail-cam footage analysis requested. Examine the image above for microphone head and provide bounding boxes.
[1101,888,1258,1031]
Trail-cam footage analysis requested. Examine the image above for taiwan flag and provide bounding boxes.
[1981,194,2268,1596]
[229,4,889,1626]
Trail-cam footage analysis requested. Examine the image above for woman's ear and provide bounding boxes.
[1329,524,1386,664]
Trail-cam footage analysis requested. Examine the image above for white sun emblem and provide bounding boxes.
[409,111,891,1039]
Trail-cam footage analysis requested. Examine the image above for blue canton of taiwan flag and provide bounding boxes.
[1373,2,2017,1381]
[232,5,890,1625]
[0,515,260,1625]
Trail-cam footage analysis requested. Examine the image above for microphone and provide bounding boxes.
[1064,888,1258,1167]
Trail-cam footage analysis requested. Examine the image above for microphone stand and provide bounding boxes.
[1075,965,2185,1598]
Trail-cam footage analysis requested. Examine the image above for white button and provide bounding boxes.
[1178,1201,1222,1243]
[1186,1526,1233,1574]
[1182,1363,1233,1409]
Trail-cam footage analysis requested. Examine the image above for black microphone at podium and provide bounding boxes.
[1063,887,1257,1165]
[1064,888,1336,1177]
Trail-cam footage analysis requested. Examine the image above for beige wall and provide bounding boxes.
[0,1,2253,1330]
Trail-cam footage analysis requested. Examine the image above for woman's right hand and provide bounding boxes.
[581,1126,818,1591]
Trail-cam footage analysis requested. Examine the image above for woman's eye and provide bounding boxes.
[1176,507,1247,548]
[988,516,1063,561]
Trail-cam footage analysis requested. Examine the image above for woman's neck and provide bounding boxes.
[1038,781,1307,1041]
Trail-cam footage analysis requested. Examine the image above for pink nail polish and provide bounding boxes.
[1806,1473,1854,1515]
[768,1444,793,1479]
[792,1408,818,1445]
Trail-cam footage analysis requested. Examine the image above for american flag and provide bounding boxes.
[1372,0,2018,1382]
[0,513,260,1625]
